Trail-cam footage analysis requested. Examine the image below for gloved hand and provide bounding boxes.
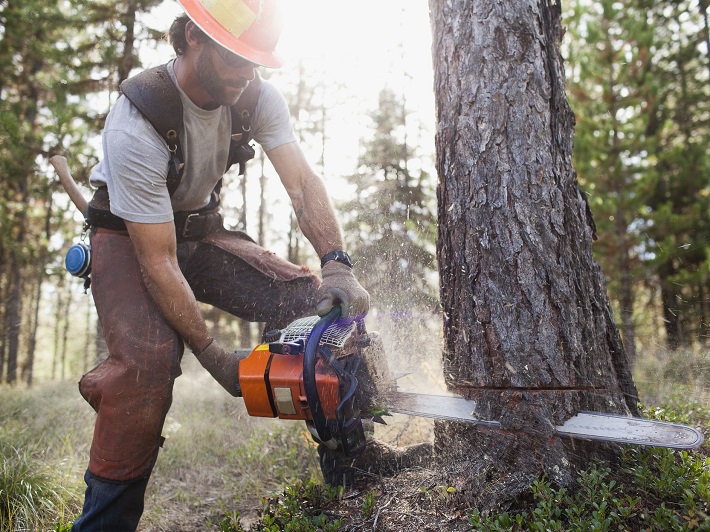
[193,339,246,397]
[316,261,370,318]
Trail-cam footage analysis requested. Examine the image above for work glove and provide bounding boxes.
[193,339,246,397]
[316,261,370,318]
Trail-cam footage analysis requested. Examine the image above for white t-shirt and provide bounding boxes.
[90,60,296,223]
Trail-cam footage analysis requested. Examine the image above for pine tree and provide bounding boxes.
[640,0,710,348]
[0,0,164,384]
[566,0,657,358]
[431,0,637,509]
[341,87,437,318]
[1,0,73,383]
[567,0,710,350]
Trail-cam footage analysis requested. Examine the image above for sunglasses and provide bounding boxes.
[211,42,255,69]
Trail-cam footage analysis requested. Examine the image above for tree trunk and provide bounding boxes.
[5,176,28,385]
[60,287,73,381]
[430,0,639,509]
[239,165,249,233]
[117,0,138,85]
[53,278,65,380]
[84,296,93,373]
[701,0,710,80]
[95,319,109,366]
[5,256,22,384]
[25,255,45,387]
[25,193,53,386]
[618,250,636,360]
[658,260,682,349]
[238,319,252,349]
[287,212,302,265]
[0,262,5,383]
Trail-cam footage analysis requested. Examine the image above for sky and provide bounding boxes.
[276,0,437,185]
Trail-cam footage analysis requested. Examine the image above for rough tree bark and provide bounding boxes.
[430,0,639,510]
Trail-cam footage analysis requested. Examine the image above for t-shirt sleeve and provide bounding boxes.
[251,80,297,152]
[98,97,174,224]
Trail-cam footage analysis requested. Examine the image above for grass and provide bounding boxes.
[0,356,322,531]
[0,444,74,531]
[225,397,708,531]
[142,358,322,530]
[0,383,88,531]
[634,345,710,408]
[1,346,708,530]
[219,346,710,531]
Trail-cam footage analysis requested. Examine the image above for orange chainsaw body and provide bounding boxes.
[238,344,342,420]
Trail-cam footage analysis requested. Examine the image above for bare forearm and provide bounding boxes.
[141,260,210,351]
[126,220,210,352]
[267,142,345,258]
[266,143,370,319]
[294,175,344,257]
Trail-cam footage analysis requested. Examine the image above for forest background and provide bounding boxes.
[2,0,708,390]
[1,0,709,529]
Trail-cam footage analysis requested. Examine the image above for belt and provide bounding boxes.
[173,210,223,242]
[87,188,223,241]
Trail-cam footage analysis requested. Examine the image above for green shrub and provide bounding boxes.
[0,384,87,531]
[469,400,709,531]
[251,478,343,531]
[217,510,247,532]
[361,490,378,519]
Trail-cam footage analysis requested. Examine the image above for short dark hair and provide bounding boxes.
[167,14,209,55]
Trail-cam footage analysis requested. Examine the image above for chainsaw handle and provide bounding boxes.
[303,305,342,446]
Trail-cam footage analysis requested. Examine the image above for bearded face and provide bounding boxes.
[195,43,251,107]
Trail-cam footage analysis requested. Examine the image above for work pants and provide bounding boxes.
[72,228,318,531]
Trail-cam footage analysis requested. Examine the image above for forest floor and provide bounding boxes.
[1,343,708,530]
[138,356,446,531]
[135,350,710,531]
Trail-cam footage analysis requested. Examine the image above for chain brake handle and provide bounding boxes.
[303,304,365,455]
[303,305,341,446]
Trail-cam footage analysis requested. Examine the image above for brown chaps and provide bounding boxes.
[80,228,319,481]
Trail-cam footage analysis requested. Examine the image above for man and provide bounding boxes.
[71,0,369,529]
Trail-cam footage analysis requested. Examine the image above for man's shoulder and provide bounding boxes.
[252,78,291,122]
[120,64,173,94]
[257,78,285,105]
[105,95,159,135]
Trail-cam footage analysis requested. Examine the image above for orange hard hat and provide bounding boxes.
[178,0,283,68]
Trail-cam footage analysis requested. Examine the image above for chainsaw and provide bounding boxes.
[237,306,704,457]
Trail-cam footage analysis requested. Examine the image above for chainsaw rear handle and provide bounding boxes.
[303,305,342,448]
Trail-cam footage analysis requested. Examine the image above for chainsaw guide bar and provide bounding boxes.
[386,391,501,428]
[555,411,705,449]
[385,392,704,449]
